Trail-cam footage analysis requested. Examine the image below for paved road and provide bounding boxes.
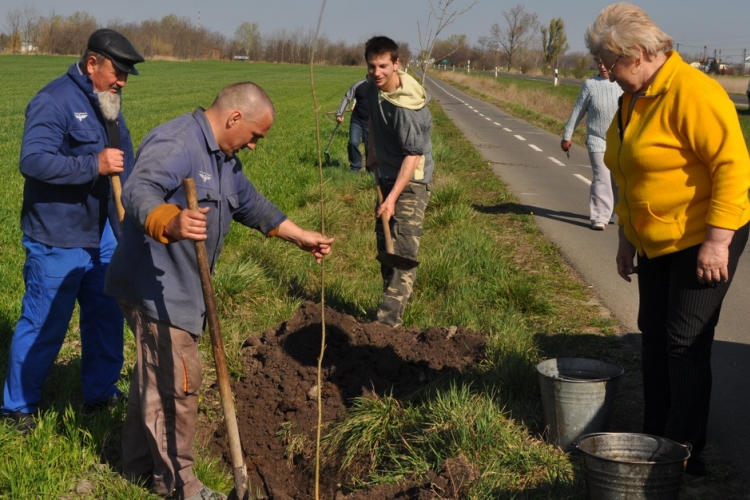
[465,69,750,107]
[422,73,750,478]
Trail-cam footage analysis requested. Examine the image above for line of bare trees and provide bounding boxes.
[0,7,413,65]
[422,4,574,76]
[2,4,578,73]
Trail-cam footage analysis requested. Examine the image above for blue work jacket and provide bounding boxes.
[19,63,135,247]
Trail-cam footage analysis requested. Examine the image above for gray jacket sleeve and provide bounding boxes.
[336,80,365,117]
[562,81,592,142]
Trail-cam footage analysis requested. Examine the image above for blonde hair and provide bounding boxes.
[585,3,672,60]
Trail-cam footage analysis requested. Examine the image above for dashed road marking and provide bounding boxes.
[529,144,542,151]
[574,174,592,185]
[514,135,526,141]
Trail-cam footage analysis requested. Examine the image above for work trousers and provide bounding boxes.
[588,151,616,224]
[348,121,369,172]
[2,224,123,414]
[375,181,430,327]
[637,222,749,458]
[118,300,203,498]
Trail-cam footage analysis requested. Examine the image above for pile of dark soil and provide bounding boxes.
[202,301,487,499]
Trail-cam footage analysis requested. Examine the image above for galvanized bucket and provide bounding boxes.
[536,358,624,451]
[577,432,690,500]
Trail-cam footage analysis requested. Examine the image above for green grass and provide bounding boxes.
[0,55,661,498]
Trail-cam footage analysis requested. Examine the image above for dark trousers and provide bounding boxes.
[348,121,368,172]
[637,222,749,457]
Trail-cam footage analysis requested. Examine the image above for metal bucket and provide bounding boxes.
[536,358,624,451]
[577,432,690,499]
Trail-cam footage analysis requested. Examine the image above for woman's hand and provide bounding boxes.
[697,225,734,286]
[616,226,637,282]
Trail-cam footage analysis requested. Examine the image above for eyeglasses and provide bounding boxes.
[606,55,622,74]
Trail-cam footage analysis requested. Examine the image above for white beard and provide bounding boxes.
[97,90,122,121]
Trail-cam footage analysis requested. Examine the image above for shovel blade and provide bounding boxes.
[324,151,331,165]
[376,251,419,270]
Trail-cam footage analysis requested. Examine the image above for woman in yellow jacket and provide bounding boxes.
[586,3,750,477]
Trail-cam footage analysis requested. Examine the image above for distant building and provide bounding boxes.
[20,40,37,53]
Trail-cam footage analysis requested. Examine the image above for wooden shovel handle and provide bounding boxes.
[111,174,125,226]
[184,178,248,499]
[376,184,396,255]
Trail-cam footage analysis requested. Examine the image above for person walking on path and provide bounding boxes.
[588,2,750,477]
[365,36,434,328]
[1,28,144,432]
[561,57,622,231]
[336,76,370,173]
[105,82,333,500]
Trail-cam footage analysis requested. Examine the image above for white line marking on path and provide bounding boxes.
[548,157,565,166]
[493,122,501,126]
[514,135,526,141]
[503,128,513,132]
[485,117,492,121]
[574,174,592,186]
[529,144,542,151]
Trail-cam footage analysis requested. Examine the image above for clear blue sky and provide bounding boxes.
[2,0,749,63]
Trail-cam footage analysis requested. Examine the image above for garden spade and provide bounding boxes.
[184,178,249,500]
[376,184,419,270]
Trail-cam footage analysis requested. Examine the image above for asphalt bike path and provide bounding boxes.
[421,72,750,479]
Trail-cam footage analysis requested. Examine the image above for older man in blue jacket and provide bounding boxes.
[1,29,144,432]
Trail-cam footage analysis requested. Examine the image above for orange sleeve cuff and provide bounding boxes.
[266,225,280,238]
[144,204,182,243]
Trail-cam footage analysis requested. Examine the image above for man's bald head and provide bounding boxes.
[205,82,276,156]
[210,82,275,122]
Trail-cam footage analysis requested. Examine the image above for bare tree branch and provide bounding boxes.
[491,4,539,72]
[417,0,479,84]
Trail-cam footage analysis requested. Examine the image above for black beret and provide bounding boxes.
[87,28,144,75]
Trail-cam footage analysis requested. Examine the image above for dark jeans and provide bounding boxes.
[637,222,749,458]
[348,121,368,172]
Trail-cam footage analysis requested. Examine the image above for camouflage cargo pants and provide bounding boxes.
[375,181,431,327]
